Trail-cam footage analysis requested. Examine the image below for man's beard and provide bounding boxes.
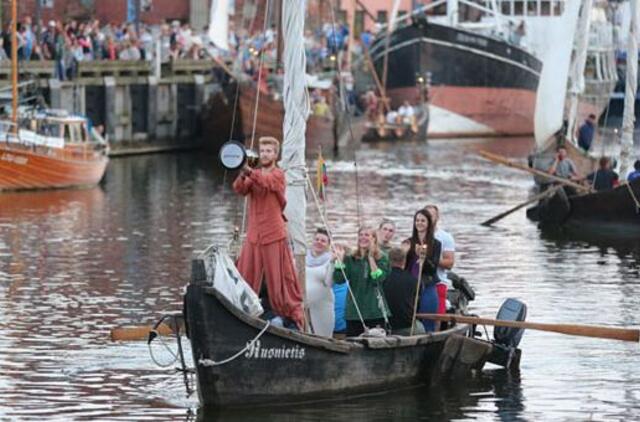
[260,158,275,168]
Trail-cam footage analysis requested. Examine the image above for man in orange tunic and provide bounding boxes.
[232,136,304,329]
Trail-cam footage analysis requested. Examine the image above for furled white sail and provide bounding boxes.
[566,0,594,144]
[208,0,229,50]
[534,0,582,147]
[619,0,638,178]
[389,0,403,33]
[281,0,310,256]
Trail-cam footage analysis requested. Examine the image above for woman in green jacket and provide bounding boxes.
[333,225,391,336]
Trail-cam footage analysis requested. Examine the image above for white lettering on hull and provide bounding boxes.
[244,340,306,360]
[1,153,28,165]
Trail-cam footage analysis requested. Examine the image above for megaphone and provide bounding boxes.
[219,141,259,171]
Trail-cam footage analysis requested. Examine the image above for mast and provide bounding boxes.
[381,0,402,93]
[447,0,458,26]
[566,0,594,144]
[281,0,309,326]
[619,0,638,178]
[534,0,582,147]
[11,0,17,131]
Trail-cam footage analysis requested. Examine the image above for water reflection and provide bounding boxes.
[1,141,639,420]
[194,369,525,422]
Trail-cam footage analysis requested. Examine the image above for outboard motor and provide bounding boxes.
[494,298,527,348]
[488,298,527,369]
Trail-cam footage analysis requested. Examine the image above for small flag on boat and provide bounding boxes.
[316,151,328,200]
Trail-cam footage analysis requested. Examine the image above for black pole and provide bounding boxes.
[35,0,41,41]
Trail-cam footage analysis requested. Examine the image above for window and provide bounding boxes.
[355,10,365,37]
[513,1,524,15]
[377,10,388,24]
[41,0,54,8]
[338,9,347,24]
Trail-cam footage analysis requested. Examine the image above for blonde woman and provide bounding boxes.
[333,226,391,336]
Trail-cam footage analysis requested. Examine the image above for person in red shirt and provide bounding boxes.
[233,136,304,329]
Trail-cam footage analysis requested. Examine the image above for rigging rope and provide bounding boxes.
[248,0,273,150]
[240,0,274,237]
[306,174,368,331]
[624,181,640,213]
[328,0,363,226]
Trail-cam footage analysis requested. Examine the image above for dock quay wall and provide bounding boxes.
[0,60,233,156]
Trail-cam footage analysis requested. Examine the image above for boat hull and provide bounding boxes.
[370,20,542,138]
[531,178,640,234]
[0,144,108,191]
[185,283,470,408]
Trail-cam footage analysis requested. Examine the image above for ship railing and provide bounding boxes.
[0,121,19,144]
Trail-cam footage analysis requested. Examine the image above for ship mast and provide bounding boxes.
[11,0,18,131]
[618,0,638,178]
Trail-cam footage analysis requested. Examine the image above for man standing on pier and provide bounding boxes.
[232,136,305,330]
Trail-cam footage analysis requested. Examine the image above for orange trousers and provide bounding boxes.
[237,239,304,329]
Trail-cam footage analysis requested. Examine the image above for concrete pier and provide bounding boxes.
[0,60,229,156]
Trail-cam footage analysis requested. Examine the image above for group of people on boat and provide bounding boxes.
[232,136,455,338]
[547,146,640,192]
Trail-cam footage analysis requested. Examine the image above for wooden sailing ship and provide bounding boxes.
[237,84,338,154]
[0,0,108,192]
[528,0,640,234]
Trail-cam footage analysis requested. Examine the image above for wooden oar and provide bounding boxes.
[417,313,640,342]
[477,150,592,193]
[480,185,562,226]
[110,323,176,342]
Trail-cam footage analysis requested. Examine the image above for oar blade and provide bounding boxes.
[110,323,175,342]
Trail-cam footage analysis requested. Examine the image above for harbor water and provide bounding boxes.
[1,137,639,421]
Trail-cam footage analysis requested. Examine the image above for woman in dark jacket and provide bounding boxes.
[404,209,441,332]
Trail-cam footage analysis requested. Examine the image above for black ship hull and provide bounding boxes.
[369,18,542,137]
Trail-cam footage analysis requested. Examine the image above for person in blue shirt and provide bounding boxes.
[577,114,597,152]
[628,160,640,182]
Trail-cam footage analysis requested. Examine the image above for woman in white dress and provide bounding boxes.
[305,228,335,337]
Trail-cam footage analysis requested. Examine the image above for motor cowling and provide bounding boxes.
[494,298,527,348]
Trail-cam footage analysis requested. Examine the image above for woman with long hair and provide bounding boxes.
[405,210,441,332]
[333,226,391,337]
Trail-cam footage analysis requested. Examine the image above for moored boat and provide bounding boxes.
[361,102,429,143]
[0,111,109,191]
[236,83,338,154]
[369,2,542,138]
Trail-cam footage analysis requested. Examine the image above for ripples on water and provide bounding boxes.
[1,138,639,421]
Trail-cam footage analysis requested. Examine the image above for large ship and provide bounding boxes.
[369,0,617,139]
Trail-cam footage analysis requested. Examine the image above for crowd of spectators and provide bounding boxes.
[1,17,213,79]
[1,15,380,81]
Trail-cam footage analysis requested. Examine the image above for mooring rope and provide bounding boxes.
[198,321,271,367]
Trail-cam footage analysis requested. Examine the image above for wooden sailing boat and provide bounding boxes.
[0,0,108,191]
[529,0,640,233]
[182,2,523,409]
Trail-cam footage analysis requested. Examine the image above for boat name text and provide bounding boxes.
[456,33,489,48]
[0,153,28,165]
[244,340,306,360]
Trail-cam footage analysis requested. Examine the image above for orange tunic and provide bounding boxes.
[233,168,304,329]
